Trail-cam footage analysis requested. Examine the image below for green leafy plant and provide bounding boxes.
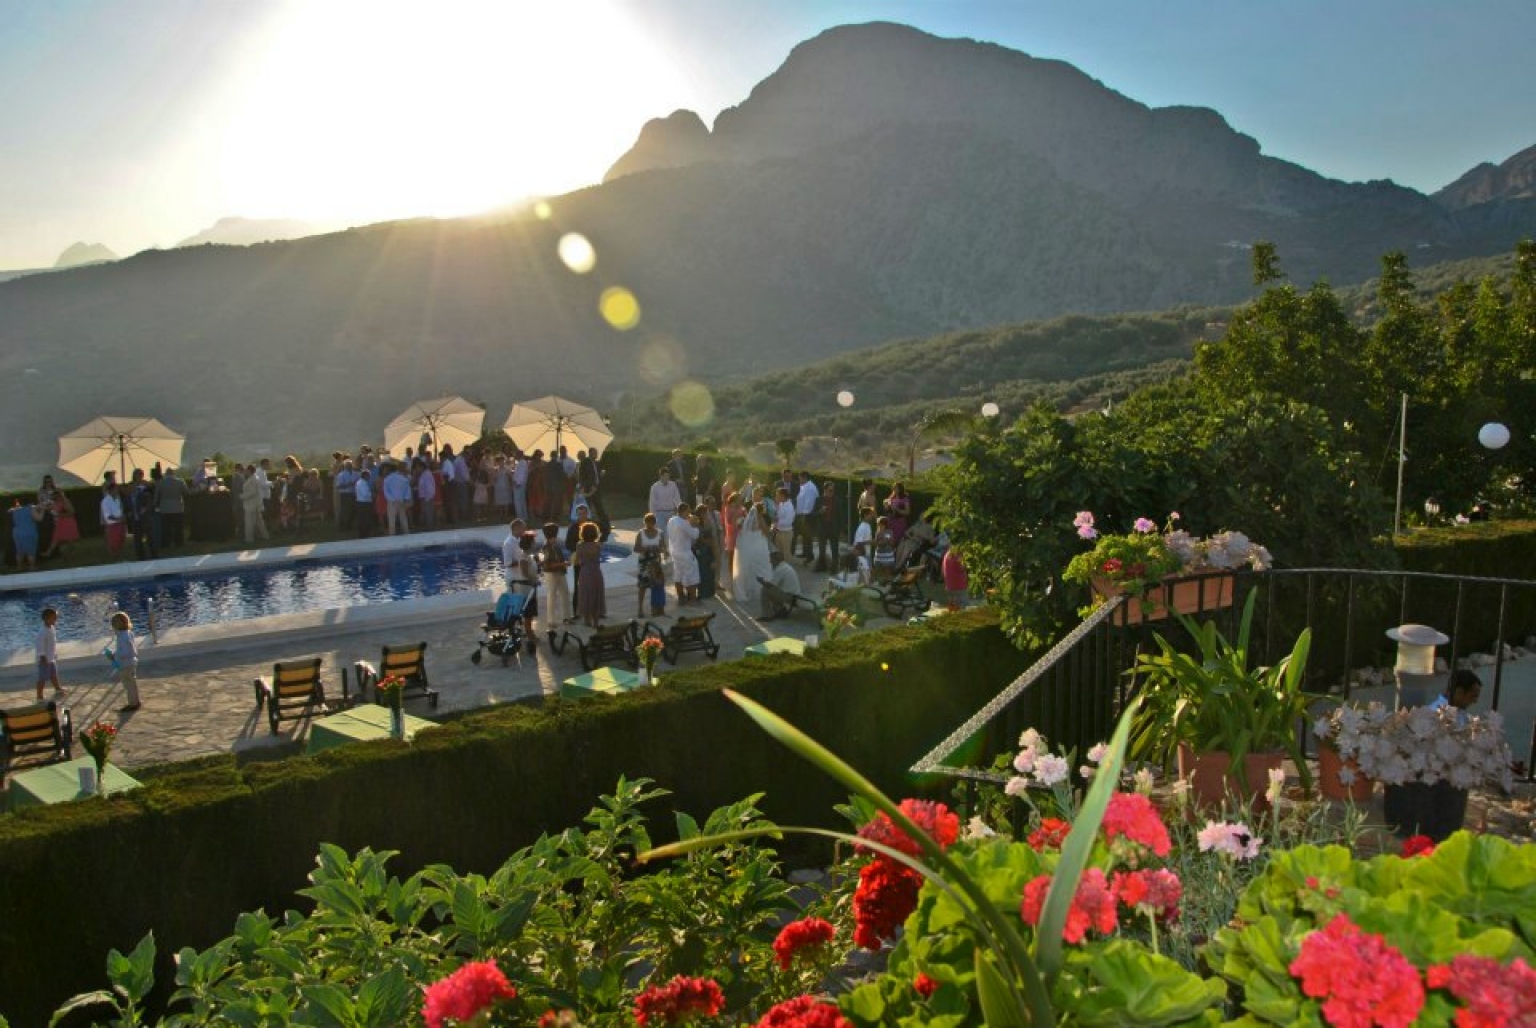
[1206,831,1536,1025]
[1129,591,1318,792]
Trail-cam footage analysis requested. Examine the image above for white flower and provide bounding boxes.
[1133,767,1155,795]
[1171,778,1190,806]
[1004,776,1030,798]
[963,816,997,841]
[1013,747,1038,774]
[1034,754,1069,786]
[1086,742,1109,764]
[1079,764,1096,781]
[1018,728,1043,750]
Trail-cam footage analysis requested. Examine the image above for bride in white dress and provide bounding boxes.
[733,499,774,610]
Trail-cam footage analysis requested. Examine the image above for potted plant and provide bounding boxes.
[1128,591,1317,804]
[1314,701,1513,839]
[1064,512,1271,622]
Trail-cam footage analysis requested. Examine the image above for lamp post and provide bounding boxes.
[1387,623,1448,708]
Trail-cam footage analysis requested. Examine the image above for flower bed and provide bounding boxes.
[46,698,1536,1027]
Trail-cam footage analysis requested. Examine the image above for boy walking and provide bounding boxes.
[35,606,63,702]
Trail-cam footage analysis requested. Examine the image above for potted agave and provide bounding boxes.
[1315,701,1513,840]
[1129,592,1318,805]
[1063,511,1271,623]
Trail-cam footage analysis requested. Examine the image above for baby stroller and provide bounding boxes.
[470,578,539,665]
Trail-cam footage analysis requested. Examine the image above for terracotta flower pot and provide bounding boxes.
[1317,743,1374,802]
[1093,570,1236,625]
[1177,742,1285,813]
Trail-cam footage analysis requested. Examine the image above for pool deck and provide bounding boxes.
[0,523,910,770]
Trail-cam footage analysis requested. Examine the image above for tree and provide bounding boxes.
[1251,241,1283,287]
[907,408,974,477]
[774,438,798,466]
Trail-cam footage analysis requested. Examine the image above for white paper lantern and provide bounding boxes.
[1478,422,1511,450]
[980,402,1000,418]
[836,390,855,408]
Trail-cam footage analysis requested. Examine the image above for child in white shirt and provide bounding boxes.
[35,606,62,702]
[111,611,142,711]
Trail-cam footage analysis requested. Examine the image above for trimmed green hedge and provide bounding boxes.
[0,609,1029,1025]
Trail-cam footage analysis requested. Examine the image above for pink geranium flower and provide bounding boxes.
[422,960,517,1028]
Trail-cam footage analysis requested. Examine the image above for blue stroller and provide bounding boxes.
[470,578,539,665]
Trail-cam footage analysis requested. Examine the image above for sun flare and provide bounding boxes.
[213,0,686,223]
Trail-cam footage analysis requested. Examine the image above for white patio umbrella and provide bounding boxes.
[57,416,185,485]
[383,396,486,459]
[503,395,613,457]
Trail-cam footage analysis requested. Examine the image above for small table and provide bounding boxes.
[561,666,643,699]
[8,757,141,810]
[745,637,808,658]
[307,705,437,753]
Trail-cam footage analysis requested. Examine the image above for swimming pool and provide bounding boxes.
[0,541,632,650]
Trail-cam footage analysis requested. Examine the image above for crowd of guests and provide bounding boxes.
[321,441,609,543]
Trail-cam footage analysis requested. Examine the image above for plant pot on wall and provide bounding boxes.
[1177,742,1285,813]
[1382,781,1468,841]
[1094,570,1236,626]
[1317,743,1374,803]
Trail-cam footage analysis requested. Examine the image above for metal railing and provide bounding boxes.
[912,568,1536,788]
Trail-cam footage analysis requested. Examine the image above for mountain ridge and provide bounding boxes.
[2,21,1533,469]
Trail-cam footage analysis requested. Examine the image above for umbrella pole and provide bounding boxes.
[118,435,127,485]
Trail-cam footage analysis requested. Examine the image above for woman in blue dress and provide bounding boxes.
[10,500,41,570]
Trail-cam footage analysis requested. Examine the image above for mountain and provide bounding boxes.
[54,242,118,268]
[1434,143,1536,209]
[2,21,1535,469]
[176,217,323,249]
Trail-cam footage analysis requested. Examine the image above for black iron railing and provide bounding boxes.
[912,568,1536,789]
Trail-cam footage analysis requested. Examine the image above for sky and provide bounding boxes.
[2,0,1532,270]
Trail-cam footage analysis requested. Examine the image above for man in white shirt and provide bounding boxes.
[649,467,682,525]
[512,454,530,522]
[773,487,796,560]
[666,502,701,605]
[757,550,803,620]
[793,472,820,563]
[353,470,375,538]
[502,519,528,583]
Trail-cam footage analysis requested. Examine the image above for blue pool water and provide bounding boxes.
[0,542,630,649]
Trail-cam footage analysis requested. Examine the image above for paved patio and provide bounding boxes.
[0,523,919,770]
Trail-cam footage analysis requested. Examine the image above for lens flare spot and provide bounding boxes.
[533,201,552,220]
[837,390,856,408]
[981,401,1000,418]
[638,336,686,386]
[558,232,596,273]
[600,286,641,330]
[669,381,715,428]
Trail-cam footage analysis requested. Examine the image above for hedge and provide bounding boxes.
[0,609,1030,1025]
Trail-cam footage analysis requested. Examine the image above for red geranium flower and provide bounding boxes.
[1289,914,1424,1028]
[1020,867,1118,944]
[773,917,837,971]
[857,799,961,858]
[1101,792,1171,857]
[755,995,851,1027]
[1425,953,1536,1027]
[852,859,923,950]
[633,976,725,1026]
[1401,835,1436,858]
[913,973,939,999]
[1028,817,1071,850]
[422,960,517,1028]
[1101,557,1124,574]
[1113,868,1183,921]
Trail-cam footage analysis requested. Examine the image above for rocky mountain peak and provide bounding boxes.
[1434,143,1536,210]
[54,241,118,268]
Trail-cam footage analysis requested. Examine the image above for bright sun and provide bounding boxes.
[213,0,686,223]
